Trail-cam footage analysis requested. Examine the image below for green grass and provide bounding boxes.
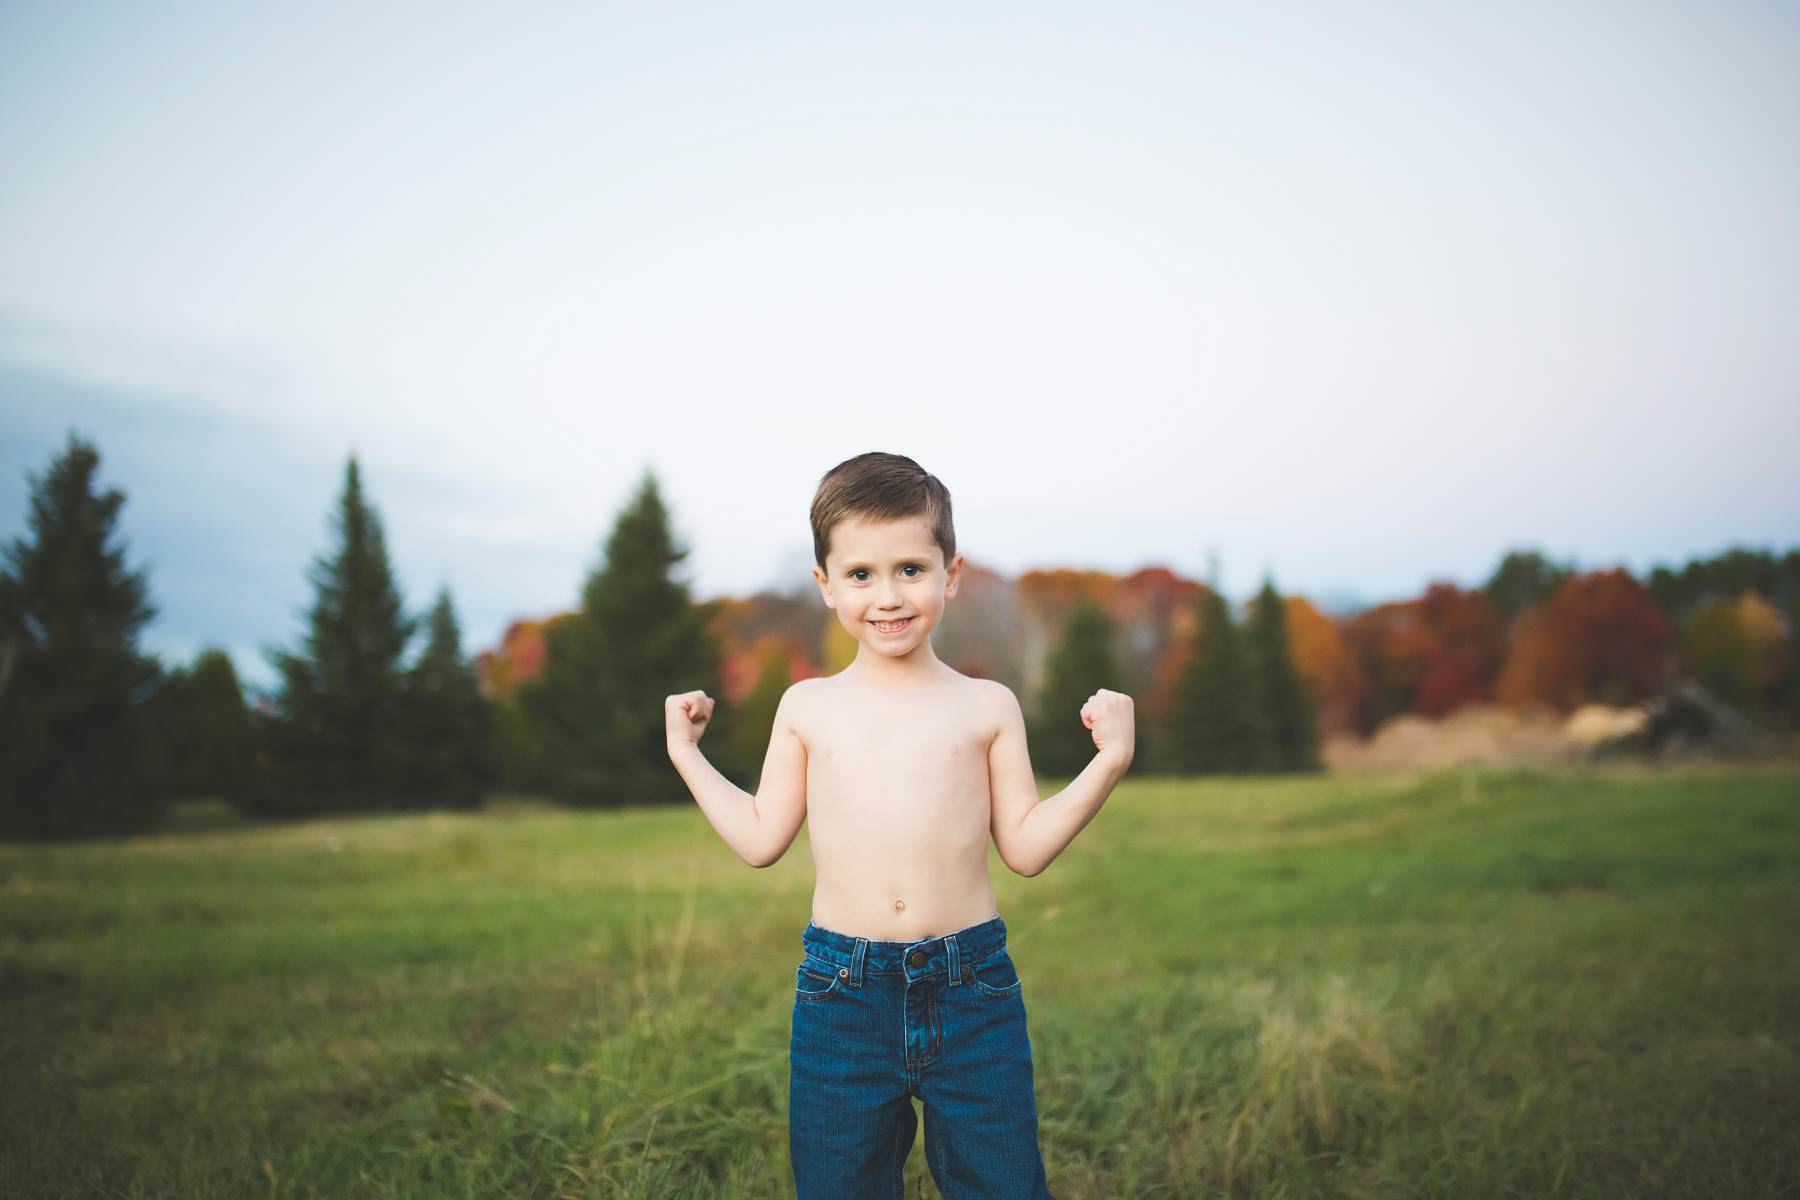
[2,765,1797,1198]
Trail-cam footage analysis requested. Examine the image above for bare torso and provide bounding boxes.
[791,667,1003,941]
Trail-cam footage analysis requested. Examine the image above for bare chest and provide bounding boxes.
[798,685,996,838]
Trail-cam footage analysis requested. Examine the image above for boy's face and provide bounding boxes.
[812,513,964,659]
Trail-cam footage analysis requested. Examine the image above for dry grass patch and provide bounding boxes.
[1221,976,1408,1187]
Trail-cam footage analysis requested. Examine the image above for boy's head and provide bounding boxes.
[809,452,965,658]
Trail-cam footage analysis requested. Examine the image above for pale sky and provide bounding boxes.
[2,2,1796,692]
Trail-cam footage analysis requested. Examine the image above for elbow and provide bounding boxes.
[745,836,788,869]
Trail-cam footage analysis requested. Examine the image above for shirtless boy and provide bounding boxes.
[665,451,1135,1199]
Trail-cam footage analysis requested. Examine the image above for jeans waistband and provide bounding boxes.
[800,914,1007,987]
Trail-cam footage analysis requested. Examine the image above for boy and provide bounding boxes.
[665,451,1134,1199]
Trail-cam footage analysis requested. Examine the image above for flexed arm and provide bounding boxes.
[987,683,1134,877]
[665,684,809,868]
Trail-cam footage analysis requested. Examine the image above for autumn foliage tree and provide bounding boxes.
[1282,595,1366,740]
[730,637,795,777]
[1412,584,1506,718]
[1341,601,1438,731]
[1495,568,1672,712]
[1679,591,1789,725]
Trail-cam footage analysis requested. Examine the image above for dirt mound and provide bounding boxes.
[1563,703,1649,746]
[1324,703,1582,771]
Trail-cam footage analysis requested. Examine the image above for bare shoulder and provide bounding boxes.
[961,675,1016,742]
[781,675,832,744]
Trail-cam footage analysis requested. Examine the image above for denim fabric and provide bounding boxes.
[788,914,1054,1199]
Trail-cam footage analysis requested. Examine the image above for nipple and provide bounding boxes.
[894,899,906,912]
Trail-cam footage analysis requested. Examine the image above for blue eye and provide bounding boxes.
[849,565,923,582]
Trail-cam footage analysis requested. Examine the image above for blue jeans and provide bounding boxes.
[788,914,1054,1199]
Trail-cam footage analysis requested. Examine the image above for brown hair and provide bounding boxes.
[810,451,956,573]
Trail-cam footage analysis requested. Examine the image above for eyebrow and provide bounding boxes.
[841,559,929,570]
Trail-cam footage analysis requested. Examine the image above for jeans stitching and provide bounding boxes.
[795,963,842,1002]
[932,1107,949,1197]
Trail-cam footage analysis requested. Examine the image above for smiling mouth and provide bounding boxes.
[870,617,914,633]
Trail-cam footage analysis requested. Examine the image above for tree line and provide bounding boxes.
[2,430,1792,838]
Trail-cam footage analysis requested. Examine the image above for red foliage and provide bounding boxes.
[718,633,815,705]
[1341,582,1505,726]
[475,614,574,699]
[1496,568,1672,712]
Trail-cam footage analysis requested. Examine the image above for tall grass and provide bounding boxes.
[2,765,1796,1197]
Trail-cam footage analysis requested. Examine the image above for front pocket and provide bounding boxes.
[795,960,845,1002]
[963,950,1023,998]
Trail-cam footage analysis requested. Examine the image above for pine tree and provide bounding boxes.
[1484,549,1575,622]
[1166,585,1273,774]
[1246,579,1321,772]
[1030,598,1124,778]
[0,432,172,837]
[521,470,737,806]
[165,647,255,805]
[259,455,417,813]
[401,586,495,809]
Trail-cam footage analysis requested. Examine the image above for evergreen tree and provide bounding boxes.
[521,470,739,806]
[1030,598,1124,778]
[1483,549,1575,622]
[164,647,255,805]
[1246,579,1321,772]
[0,432,172,838]
[259,455,417,813]
[1165,585,1273,774]
[401,586,496,809]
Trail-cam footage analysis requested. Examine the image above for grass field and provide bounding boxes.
[3,765,1797,1198]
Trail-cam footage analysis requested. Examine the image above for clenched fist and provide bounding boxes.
[1079,689,1135,766]
[665,690,714,749]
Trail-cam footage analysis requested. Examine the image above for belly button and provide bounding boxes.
[894,899,906,912]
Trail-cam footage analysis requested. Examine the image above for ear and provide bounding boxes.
[945,553,965,599]
[812,565,834,608]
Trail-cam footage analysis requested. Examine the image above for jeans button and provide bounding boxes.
[907,950,925,968]
[838,967,848,978]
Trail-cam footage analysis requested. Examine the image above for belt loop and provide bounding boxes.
[851,937,868,987]
[946,933,961,987]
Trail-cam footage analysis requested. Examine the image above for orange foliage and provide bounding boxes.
[1495,568,1671,712]
[1284,595,1367,737]
[1019,567,1204,726]
[1143,589,1206,726]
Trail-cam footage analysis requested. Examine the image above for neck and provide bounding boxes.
[849,638,945,685]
